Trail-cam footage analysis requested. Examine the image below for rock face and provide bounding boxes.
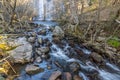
[53,26,64,39]
[49,70,62,80]
[25,64,44,75]
[8,37,33,63]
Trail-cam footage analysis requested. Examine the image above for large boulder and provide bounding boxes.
[53,26,64,39]
[8,37,33,64]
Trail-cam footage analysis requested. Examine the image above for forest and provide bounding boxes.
[0,0,120,80]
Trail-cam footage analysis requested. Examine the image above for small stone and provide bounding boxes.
[38,37,42,44]
[35,57,42,63]
[63,72,72,80]
[38,47,50,54]
[25,64,44,75]
[28,37,36,43]
[47,64,52,70]
[36,48,42,55]
[69,62,80,73]
[38,29,46,35]
[90,52,104,63]
[31,32,37,37]
[73,75,82,80]
[49,70,62,80]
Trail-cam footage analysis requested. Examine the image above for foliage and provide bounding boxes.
[107,37,120,48]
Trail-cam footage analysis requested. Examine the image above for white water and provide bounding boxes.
[38,0,54,20]
[38,0,44,20]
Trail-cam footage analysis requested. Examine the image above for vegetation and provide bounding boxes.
[0,0,120,79]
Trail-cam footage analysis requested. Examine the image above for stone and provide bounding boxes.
[38,29,46,35]
[28,37,36,43]
[73,75,82,80]
[53,26,64,39]
[38,47,50,54]
[36,48,42,55]
[25,64,44,75]
[63,72,72,80]
[8,37,33,63]
[49,70,62,80]
[35,57,42,63]
[90,52,104,63]
[38,37,42,44]
[69,62,80,73]
[31,32,37,37]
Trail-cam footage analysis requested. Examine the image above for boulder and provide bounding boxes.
[25,64,44,75]
[53,26,64,39]
[8,37,33,63]
[49,70,62,80]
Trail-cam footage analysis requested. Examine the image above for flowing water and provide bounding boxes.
[15,21,120,80]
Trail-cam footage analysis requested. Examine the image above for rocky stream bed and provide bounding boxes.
[5,21,120,80]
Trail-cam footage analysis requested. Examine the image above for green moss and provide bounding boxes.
[107,37,120,48]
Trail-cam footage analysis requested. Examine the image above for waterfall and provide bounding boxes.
[38,0,44,20]
[38,0,54,21]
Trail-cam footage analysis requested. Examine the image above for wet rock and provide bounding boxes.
[38,29,46,35]
[90,52,104,63]
[68,62,80,73]
[35,57,42,63]
[28,37,36,43]
[36,48,42,55]
[53,37,61,44]
[37,37,42,44]
[31,32,37,37]
[25,64,44,75]
[73,75,82,80]
[8,37,32,63]
[62,72,72,80]
[49,70,62,80]
[38,47,50,54]
[53,26,64,39]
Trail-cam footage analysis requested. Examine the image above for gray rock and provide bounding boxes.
[53,26,64,39]
[38,37,42,44]
[69,62,80,73]
[49,70,62,80]
[8,37,33,63]
[25,64,44,75]
[28,37,36,43]
[38,47,50,54]
[36,48,42,55]
[31,32,37,37]
[35,57,42,63]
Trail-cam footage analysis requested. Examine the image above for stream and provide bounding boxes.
[15,21,120,80]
